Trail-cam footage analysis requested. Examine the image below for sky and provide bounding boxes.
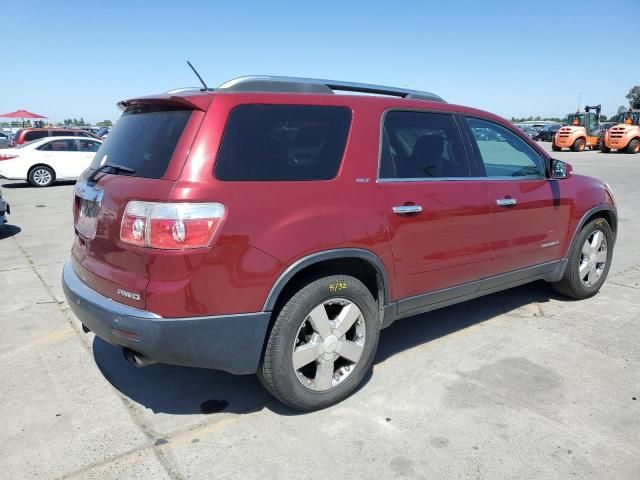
[2,0,639,124]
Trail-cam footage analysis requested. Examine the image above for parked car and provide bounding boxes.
[520,126,539,140]
[538,124,562,142]
[0,131,10,149]
[62,76,617,411]
[0,187,8,225]
[9,128,100,147]
[0,136,102,187]
[96,126,111,139]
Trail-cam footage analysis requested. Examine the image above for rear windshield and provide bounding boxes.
[215,104,352,181]
[90,108,191,179]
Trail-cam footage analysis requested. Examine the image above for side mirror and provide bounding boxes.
[551,159,572,179]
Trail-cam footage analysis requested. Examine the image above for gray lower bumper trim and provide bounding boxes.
[62,262,271,374]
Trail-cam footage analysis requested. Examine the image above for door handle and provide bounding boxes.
[496,197,517,207]
[392,205,423,215]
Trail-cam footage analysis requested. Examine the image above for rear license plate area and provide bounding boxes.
[74,181,103,240]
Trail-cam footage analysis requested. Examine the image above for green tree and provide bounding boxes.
[626,86,640,109]
[96,120,113,127]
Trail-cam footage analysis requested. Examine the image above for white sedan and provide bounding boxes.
[0,136,102,187]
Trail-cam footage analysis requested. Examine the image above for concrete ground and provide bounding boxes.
[1,143,639,479]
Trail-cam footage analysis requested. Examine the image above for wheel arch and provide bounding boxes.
[567,205,617,254]
[263,248,390,313]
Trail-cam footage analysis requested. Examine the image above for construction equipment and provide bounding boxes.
[552,105,601,152]
[602,109,640,154]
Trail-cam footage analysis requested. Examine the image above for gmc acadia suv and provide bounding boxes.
[62,76,617,410]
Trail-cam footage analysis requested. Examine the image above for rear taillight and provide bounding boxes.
[0,154,18,161]
[120,201,225,249]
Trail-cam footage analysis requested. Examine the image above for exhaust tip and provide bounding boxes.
[123,348,157,368]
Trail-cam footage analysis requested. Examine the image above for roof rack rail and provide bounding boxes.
[216,76,445,102]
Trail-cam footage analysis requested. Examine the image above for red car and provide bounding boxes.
[62,76,617,410]
[10,128,99,147]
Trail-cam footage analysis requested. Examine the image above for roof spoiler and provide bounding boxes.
[117,94,210,112]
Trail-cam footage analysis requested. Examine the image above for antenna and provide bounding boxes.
[186,61,209,91]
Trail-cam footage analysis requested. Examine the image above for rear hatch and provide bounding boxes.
[71,96,209,309]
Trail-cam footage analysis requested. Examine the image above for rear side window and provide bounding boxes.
[380,111,470,179]
[215,105,352,181]
[25,131,48,142]
[90,109,191,179]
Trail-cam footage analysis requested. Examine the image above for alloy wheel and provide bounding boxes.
[579,229,607,287]
[292,298,366,392]
[33,168,52,186]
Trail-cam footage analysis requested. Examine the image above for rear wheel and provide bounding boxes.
[259,275,380,411]
[552,142,561,151]
[28,166,54,187]
[571,138,586,152]
[626,138,640,154]
[552,218,613,299]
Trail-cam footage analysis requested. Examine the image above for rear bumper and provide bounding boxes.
[62,261,271,374]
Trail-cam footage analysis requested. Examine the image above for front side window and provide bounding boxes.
[215,104,352,181]
[380,111,470,179]
[79,140,101,152]
[52,130,71,137]
[467,117,545,178]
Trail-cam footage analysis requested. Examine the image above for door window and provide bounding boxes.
[40,139,78,152]
[466,118,545,178]
[78,140,101,152]
[24,131,48,142]
[380,111,471,179]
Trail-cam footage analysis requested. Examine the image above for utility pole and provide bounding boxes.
[577,92,583,112]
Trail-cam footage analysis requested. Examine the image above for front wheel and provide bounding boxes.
[626,138,640,154]
[552,142,561,151]
[552,218,613,299]
[601,143,611,153]
[259,275,380,411]
[571,138,586,152]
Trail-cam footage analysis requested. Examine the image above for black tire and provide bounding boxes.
[259,274,380,411]
[571,138,586,152]
[552,142,561,151]
[626,138,640,154]
[551,218,613,299]
[28,165,55,187]
[600,142,611,153]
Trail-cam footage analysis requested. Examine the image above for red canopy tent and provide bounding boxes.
[0,109,47,128]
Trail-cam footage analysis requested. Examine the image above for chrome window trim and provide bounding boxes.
[377,175,546,183]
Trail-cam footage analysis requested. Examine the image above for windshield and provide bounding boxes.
[565,114,585,126]
[90,108,191,179]
[622,112,640,125]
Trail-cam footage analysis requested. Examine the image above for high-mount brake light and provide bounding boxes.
[120,201,225,249]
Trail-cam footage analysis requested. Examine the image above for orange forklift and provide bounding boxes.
[602,110,640,154]
[552,104,601,152]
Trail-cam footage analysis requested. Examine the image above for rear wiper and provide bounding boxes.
[86,163,135,184]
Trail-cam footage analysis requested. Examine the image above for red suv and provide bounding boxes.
[10,128,99,146]
[62,76,617,410]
